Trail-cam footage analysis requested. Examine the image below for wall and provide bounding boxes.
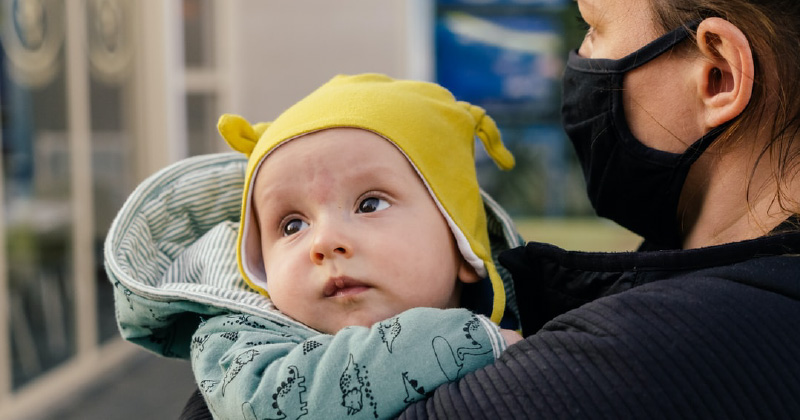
[232,0,417,122]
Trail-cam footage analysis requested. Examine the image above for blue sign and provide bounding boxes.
[436,12,565,119]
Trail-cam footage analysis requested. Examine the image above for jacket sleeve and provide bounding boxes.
[191,307,506,420]
[397,276,800,419]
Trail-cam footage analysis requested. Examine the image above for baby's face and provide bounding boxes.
[252,127,478,333]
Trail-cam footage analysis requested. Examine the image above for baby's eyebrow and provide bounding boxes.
[252,184,296,221]
[254,179,294,202]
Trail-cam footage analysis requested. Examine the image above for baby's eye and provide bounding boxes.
[357,197,390,213]
[282,219,309,236]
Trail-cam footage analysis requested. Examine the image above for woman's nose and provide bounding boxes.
[309,220,352,264]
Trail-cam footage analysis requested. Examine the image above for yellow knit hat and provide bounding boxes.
[218,73,514,323]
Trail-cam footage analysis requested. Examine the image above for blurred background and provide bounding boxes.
[0,0,640,418]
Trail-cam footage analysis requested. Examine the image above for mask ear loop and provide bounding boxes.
[463,102,515,170]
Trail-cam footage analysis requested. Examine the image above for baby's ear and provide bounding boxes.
[217,114,271,157]
[457,260,482,284]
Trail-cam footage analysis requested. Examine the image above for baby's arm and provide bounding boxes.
[191,307,506,420]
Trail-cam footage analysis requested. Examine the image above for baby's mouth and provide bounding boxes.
[323,276,370,298]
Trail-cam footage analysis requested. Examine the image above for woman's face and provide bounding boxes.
[576,0,704,153]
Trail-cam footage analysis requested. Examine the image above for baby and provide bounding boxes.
[191,73,521,419]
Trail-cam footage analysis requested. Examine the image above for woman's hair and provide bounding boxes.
[650,0,800,215]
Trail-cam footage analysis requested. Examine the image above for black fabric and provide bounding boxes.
[398,230,800,419]
[505,230,800,336]
[179,390,213,420]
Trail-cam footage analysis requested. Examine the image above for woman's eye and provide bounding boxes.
[357,197,390,213]
[282,219,309,236]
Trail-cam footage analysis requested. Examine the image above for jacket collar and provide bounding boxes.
[500,228,800,335]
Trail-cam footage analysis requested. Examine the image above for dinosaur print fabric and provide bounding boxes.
[191,308,505,419]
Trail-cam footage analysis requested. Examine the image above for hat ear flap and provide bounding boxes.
[251,122,269,139]
[217,114,271,157]
[463,103,515,170]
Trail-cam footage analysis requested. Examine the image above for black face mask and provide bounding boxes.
[562,21,727,248]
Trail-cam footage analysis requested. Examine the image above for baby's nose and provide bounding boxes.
[309,222,352,264]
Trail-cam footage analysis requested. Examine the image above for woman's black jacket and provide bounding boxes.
[399,229,800,419]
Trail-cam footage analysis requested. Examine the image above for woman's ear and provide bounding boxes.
[695,17,754,128]
[457,261,482,284]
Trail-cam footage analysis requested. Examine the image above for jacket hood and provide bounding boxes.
[104,152,523,358]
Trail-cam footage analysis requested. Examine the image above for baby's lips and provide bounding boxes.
[323,276,369,297]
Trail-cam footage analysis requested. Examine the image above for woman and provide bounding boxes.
[399,0,800,418]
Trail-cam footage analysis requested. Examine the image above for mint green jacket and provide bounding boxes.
[105,153,523,419]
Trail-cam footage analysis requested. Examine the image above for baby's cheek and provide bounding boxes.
[268,285,302,322]
[263,264,292,303]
